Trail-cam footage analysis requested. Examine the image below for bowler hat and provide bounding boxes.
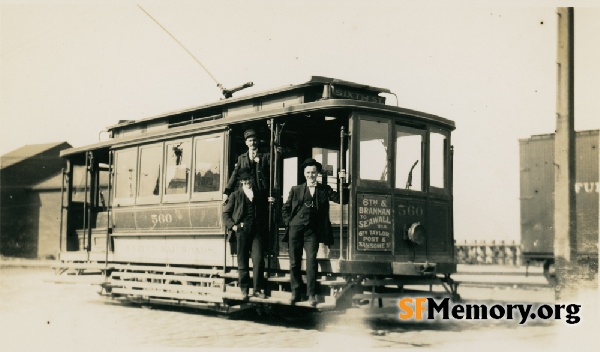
[301,158,322,172]
[237,167,253,181]
[243,129,257,140]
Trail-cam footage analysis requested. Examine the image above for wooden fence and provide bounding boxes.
[454,240,522,266]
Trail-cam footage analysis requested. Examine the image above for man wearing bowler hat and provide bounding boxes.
[281,158,342,307]
[223,167,267,300]
[223,129,270,204]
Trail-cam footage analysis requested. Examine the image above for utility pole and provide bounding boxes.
[554,7,577,300]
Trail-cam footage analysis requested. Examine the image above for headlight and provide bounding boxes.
[407,222,425,245]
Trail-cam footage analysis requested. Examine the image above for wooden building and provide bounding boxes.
[1,142,71,258]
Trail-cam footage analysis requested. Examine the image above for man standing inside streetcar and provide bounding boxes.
[223,168,268,300]
[222,128,270,203]
[281,158,342,307]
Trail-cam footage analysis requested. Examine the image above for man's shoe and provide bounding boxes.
[289,295,301,305]
[241,291,250,301]
[308,295,318,307]
[253,291,267,299]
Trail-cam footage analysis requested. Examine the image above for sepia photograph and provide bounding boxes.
[1,0,598,350]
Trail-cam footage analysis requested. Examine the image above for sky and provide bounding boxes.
[1,0,599,242]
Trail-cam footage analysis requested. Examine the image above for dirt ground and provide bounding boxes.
[0,266,597,351]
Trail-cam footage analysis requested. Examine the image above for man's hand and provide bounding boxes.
[222,193,229,204]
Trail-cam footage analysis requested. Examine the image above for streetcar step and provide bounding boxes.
[112,264,220,276]
[221,291,336,309]
[53,262,114,275]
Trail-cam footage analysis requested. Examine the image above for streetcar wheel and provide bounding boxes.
[275,305,315,324]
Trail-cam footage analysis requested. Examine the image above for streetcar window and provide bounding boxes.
[71,165,87,203]
[313,148,337,186]
[71,162,109,206]
[313,148,349,225]
[313,147,349,185]
[137,143,162,202]
[359,119,389,183]
[114,148,138,204]
[430,131,447,189]
[97,169,109,210]
[395,125,424,191]
[282,157,298,202]
[193,136,222,194]
[164,140,191,196]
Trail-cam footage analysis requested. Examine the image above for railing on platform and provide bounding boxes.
[454,240,522,266]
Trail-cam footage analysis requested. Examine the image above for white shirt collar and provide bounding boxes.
[307,183,316,196]
[243,187,254,201]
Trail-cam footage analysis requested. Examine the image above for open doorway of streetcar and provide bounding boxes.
[224,112,350,259]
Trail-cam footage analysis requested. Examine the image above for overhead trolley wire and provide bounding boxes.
[136,4,222,88]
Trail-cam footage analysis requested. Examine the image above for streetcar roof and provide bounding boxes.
[103,76,391,130]
[61,76,455,157]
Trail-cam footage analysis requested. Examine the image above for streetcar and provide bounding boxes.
[56,76,458,312]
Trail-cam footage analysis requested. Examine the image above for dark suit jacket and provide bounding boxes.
[224,150,270,195]
[281,183,341,245]
[222,188,267,237]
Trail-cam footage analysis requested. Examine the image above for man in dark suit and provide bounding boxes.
[222,168,267,300]
[281,158,341,307]
[223,129,270,203]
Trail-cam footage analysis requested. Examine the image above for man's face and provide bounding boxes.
[245,137,257,150]
[240,179,253,190]
[304,165,318,185]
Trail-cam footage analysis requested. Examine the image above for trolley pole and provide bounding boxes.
[267,119,276,283]
[554,7,577,300]
[59,168,66,254]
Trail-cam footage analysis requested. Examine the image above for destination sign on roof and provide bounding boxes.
[331,86,385,104]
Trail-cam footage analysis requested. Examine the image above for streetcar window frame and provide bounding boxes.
[113,147,138,206]
[313,147,339,187]
[282,156,298,205]
[71,164,89,203]
[191,133,224,202]
[163,138,193,203]
[394,123,425,192]
[136,142,163,205]
[356,115,391,189]
[429,127,450,194]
